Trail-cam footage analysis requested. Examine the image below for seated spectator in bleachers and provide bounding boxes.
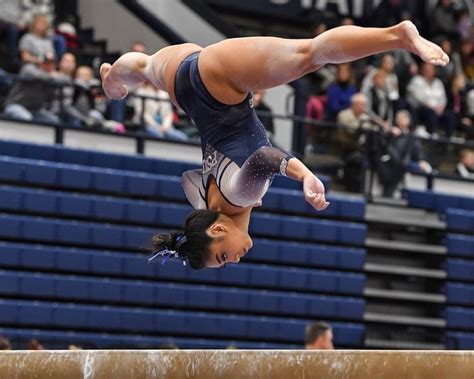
[304,321,334,350]
[337,93,371,147]
[3,53,66,124]
[437,38,463,89]
[68,65,125,133]
[429,0,460,41]
[18,13,56,65]
[0,336,12,350]
[460,39,474,82]
[365,69,393,124]
[456,149,474,179]
[407,62,456,137]
[132,81,188,141]
[377,110,432,197]
[51,52,76,118]
[0,0,24,67]
[326,63,356,121]
[448,73,473,138]
[253,90,275,141]
[362,54,399,105]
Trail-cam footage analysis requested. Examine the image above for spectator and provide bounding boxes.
[304,321,334,350]
[456,149,474,179]
[18,13,56,65]
[429,0,460,41]
[377,110,432,197]
[460,39,474,81]
[26,338,44,350]
[3,54,65,124]
[0,337,12,350]
[448,73,473,137]
[51,52,76,117]
[326,63,356,121]
[407,62,455,137]
[436,38,463,89]
[132,81,188,141]
[0,0,24,67]
[365,69,393,123]
[337,92,370,134]
[253,90,275,139]
[362,54,399,104]
[457,8,472,40]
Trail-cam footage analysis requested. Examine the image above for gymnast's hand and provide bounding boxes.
[303,174,330,211]
[100,63,128,100]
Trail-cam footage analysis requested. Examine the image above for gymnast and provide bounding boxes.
[100,21,448,269]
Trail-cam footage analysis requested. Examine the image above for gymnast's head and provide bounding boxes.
[151,210,253,269]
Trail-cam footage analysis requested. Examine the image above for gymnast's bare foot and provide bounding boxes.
[100,63,128,100]
[397,20,449,66]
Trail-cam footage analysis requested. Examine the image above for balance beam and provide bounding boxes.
[1,350,473,379]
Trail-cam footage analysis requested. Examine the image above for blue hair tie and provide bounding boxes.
[148,233,187,266]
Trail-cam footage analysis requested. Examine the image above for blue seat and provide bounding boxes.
[0,270,19,295]
[0,300,18,322]
[249,266,279,287]
[19,301,54,325]
[446,234,474,257]
[25,218,56,241]
[52,304,88,327]
[20,273,54,297]
[0,158,24,181]
[247,316,279,339]
[278,267,309,290]
[123,309,156,332]
[446,208,474,232]
[155,311,187,333]
[89,278,122,302]
[93,199,125,220]
[248,291,279,313]
[0,215,22,238]
[446,307,474,330]
[123,227,152,249]
[58,195,93,217]
[446,258,474,281]
[187,286,219,308]
[446,282,474,306]
[23,191,57,214]
[216,287,249,312]
[126,201,157,223]
[92,169,125,193]
[155,283,187,307]
[20,246,56,269]
[55,276,89,300]
[338,273,365,295]
[122,281,155,305]
[404,189,434,209]
[0,242,21,266]
[307,271,338,292]
[24,161,57,185]
[446,332,474,349]
[90,252,123,275]
[332,322,364,346]
[279,294,308,315]
[90,306,122,330]
[91,225,124,247]
[57,222,91,244]
[58,165,92,189]
[55,249,90,272]
[0,187,22,210]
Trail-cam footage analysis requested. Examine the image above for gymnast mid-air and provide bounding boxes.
[100,21,448,269]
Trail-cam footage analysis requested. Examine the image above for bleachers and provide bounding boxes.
[407,190,474,348]
[0,140,367,348]
[404,189,474,214]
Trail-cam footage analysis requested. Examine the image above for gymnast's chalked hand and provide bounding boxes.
[100,63,129,100]
[303,174,330,212]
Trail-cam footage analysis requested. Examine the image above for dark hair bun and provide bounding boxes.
[151,231,182,252]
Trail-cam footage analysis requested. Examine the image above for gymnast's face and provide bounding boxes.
[205,216,253,268]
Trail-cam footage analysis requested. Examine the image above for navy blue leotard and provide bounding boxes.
[175,51,293,209]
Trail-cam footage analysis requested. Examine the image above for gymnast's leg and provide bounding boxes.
[198,21,449,104]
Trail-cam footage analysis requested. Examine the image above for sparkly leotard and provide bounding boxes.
[174,52,293,209]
